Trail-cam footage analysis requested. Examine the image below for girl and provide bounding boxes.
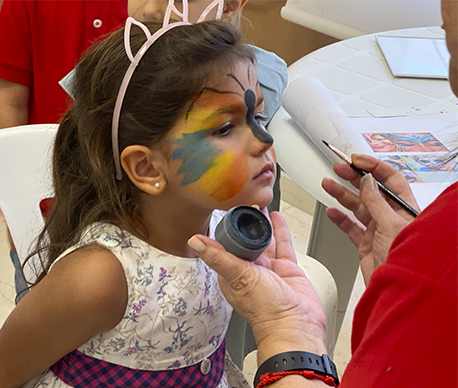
[0,17,276,388]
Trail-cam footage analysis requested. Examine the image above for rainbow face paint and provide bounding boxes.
[170,62,272,203]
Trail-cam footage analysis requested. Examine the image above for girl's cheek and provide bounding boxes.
[192,149,250,202]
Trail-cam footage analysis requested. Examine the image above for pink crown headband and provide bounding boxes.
[112,0,225,180]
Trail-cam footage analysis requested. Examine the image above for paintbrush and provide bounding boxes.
[323,140,419,217]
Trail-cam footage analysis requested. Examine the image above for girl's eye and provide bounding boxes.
[212,123,234,137]
[255,114,264,124]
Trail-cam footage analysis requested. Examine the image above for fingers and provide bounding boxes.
[358,173,404,227]
[269,212,297,264]
[325,207,366,248]
[332,155,420,215]
[187,235,249,282]
[351,155,419,212]
[322,177,372,226]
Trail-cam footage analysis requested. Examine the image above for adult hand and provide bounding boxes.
[322,154,420,284]
[188,211,327,363]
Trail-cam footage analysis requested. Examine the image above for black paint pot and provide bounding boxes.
[215,205,272,261]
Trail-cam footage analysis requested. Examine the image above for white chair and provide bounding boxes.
[281,0,442,40]
[0,124,58,282]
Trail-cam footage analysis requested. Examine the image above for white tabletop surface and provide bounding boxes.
[269,26,458,210]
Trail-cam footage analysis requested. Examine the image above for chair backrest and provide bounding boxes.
[281,0,442,40]
[0,124,58,280]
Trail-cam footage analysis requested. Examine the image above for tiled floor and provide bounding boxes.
[0,187,364,382]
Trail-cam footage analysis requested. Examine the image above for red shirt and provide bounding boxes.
[0,0,128,124]
[341,182,458,387]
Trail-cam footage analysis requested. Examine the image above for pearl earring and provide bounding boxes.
[155,182,160,189]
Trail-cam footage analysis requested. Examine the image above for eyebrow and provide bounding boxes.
[186,86,263,120]
[189,94,265,125]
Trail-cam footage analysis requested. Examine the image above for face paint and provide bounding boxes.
[172,128,218,185]
[227,69,273,145]
[172,128,250,201]
[167,61,273,205]
[244,89,273,144]
[196,149,250,201]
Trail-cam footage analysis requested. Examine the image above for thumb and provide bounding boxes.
[359,173,398,225]
[187,235,249,282]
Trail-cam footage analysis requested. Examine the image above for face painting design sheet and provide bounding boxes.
[282,76,458,210]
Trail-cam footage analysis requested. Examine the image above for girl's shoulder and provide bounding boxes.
[38,243,128,334]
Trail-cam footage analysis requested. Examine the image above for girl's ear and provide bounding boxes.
[120,145,166,195]
[222,0,248,20]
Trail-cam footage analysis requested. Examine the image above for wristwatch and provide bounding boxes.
[254,351,339,387]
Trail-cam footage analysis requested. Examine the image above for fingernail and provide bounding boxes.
[360,173,375,190]
[187,236,206,253]
[252,204,260,210]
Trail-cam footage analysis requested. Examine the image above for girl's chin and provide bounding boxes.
[215,194,273,212]
[248,193,274,210]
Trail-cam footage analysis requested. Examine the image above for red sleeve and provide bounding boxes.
[340,183,458,388]
[0,0,33,86]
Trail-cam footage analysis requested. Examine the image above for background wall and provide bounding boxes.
[241,0,339,65]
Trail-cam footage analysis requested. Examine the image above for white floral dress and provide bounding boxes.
[25,211,250,388]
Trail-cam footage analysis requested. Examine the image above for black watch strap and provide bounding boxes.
[253,351,339,387]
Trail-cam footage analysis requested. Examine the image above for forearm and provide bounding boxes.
[0,78,29,128]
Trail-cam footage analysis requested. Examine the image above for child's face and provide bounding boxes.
[162,60,276,210]
[128,0,237,23]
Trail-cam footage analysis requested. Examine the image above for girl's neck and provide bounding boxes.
[131,194,214,258]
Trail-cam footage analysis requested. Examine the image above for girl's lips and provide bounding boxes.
[254,163,274,180]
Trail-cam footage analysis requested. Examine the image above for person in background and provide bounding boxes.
[0,0,127,128]
[187,0,458,386]
[0,0,285,129]
[0,0,128,302]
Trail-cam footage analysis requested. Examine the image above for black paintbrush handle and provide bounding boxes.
[350,163,419,218]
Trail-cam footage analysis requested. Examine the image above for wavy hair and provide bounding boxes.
[24,21,255,289]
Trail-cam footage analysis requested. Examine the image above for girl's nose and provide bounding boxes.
[249,124,274,157]
[244,89,274,154]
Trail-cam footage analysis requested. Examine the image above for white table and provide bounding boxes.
[269,26,458,333]
[281,0,442,40]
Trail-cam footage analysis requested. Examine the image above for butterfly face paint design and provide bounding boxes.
[228,68,273,145]
[169,61,275,206]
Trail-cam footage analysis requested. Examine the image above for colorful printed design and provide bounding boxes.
[204,266,212,297]
[362,132,449,153]
[157,267,172,302]
[379,154,458,183]
[49,342,226,388]
[123,299,148,323]
[164,321,194,354]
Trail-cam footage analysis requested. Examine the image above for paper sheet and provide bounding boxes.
[282,76,458,210]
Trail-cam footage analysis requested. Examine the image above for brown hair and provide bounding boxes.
[27,20,255,287]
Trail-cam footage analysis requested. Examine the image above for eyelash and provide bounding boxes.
[212,123,235,137]
[255,113,264,123]
[210,112,264,137]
